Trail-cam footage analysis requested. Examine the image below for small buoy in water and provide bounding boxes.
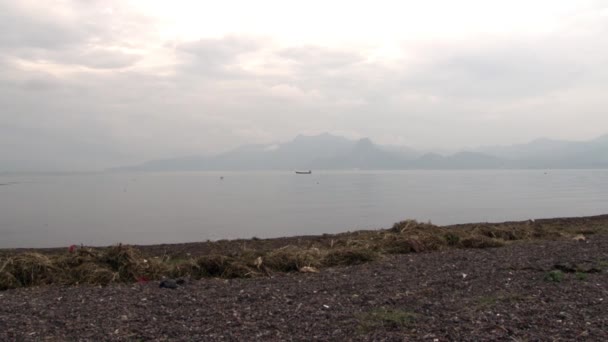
[220,176,224,180]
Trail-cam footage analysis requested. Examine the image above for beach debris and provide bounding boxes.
[254,256,263,269]
[2,216,608,292]
[572,234,586,241]
[299,266,319,273]
[159,279,178,289]
[323,248,378,266]
[462,273,468,279]
[137,276,149,284]
[263,247,322,272]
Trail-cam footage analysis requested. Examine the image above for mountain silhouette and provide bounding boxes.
[115,133,608,171]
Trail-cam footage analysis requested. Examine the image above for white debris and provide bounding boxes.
[299,266,319,273]
[572,234,586,241]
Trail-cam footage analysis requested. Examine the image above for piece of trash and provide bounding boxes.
[323,305,330,309]
[159,279,178,289]
[462,273,467,279]
[254,256,263,269]
[572,234,586,241]
[299,266,319,273]
[137,276,149,284]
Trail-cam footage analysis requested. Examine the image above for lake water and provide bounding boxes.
[1,170,608,248]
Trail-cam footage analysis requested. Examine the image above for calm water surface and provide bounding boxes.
[1,170,607,248]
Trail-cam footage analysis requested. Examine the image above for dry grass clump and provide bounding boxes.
[57,245,167,283]
[198,255,236,277]
[391,220,437,233]
[381,235,445,254]
[0,253,58,288]
[0,271,20,291]
[222,262,259,278]
[179,254,260,278]
[443,232,462,246]
[323,248,378,266]
[530,225,567,240]
[460,236,505,249]
[71,264,118,286]
[263,247,323,272]
[470,225,533,241]
[98,244,166,281]
[0,245,169,290]
[168,258,200,279]
[185,255,233,278]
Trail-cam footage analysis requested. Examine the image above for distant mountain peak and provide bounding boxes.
[294,132,339,140]
[355,137,374,147]
[594,133,608,141]
[114,132,608,171]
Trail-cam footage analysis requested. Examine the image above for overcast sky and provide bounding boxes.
[1,0,607,170]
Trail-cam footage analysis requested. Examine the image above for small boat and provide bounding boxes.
[295,170,312,174]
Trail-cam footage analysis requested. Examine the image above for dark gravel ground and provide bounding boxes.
[1,234,607,341]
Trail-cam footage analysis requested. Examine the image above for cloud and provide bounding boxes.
[278,46,365,70]
[0,2,86,50]
[396,41,583,99]
[1,1,607,170]
[0,1,151,70]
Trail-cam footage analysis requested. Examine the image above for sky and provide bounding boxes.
[1,0,607,170]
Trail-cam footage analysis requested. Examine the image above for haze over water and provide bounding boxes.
[1,169,607,248]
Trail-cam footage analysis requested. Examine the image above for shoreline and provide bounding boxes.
[1,214,607,291]
[2,213,607,255]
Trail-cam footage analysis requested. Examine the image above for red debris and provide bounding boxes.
[136,276,149,284]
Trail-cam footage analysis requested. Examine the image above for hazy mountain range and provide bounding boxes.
[115,133,608,171]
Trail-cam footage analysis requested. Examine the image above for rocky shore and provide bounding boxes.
[1,215,607,341]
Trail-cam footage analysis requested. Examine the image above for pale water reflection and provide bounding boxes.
[1,170,607,248]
